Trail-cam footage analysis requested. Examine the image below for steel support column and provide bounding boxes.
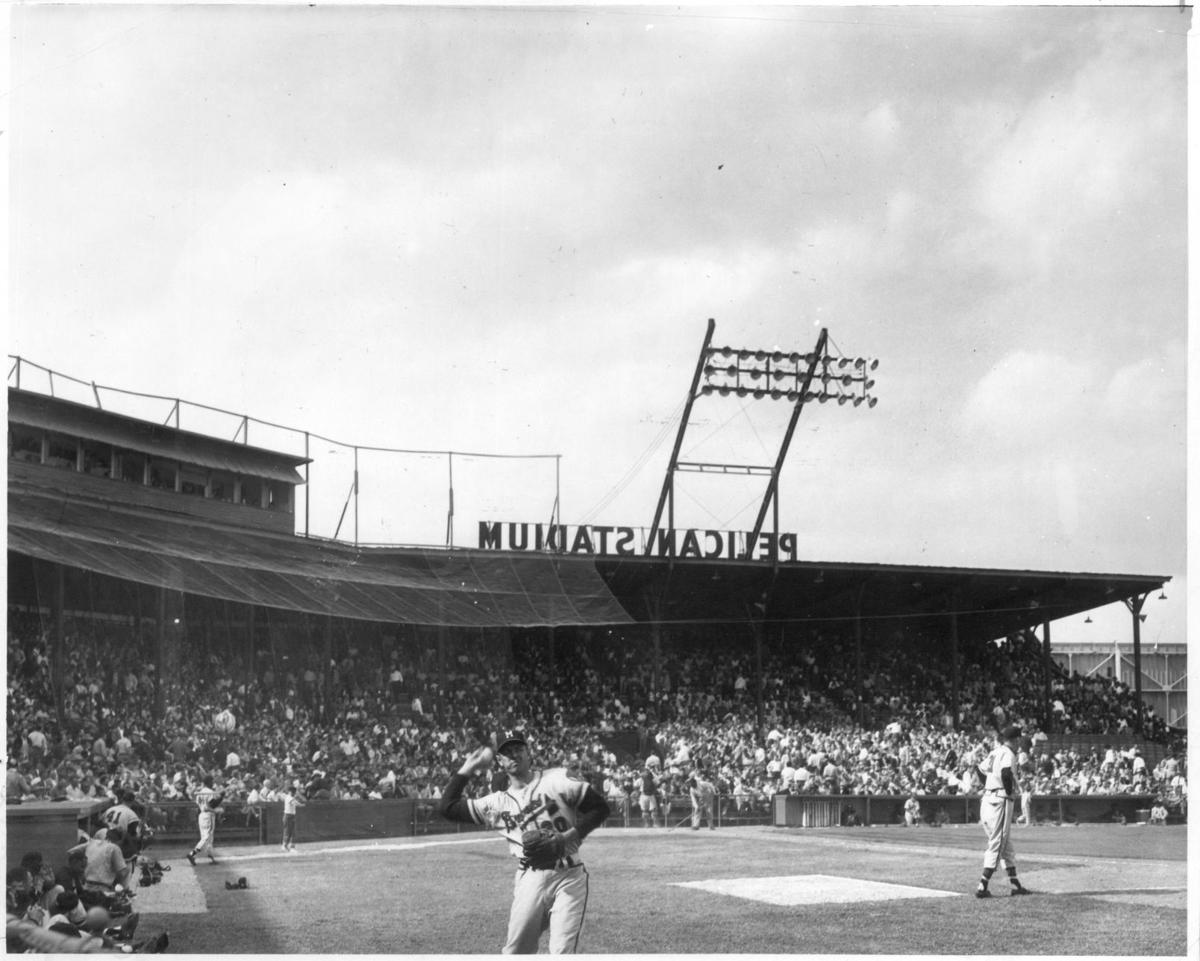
[1124,593,1149,735]
[950,611,960,732]
[1041,620,1052,734]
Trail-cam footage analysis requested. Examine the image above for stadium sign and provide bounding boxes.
[478,521,799,563]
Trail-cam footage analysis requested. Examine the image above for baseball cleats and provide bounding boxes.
[185,852,195,867]
[974,888,992,898]
[1010,886,1032,896]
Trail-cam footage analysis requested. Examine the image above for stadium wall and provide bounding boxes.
[110,792,1177,858]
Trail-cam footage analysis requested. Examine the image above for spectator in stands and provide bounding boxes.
[18,852,62,923]
[6,865,41,926]
[45,889,88,936]
[5,760,33,803]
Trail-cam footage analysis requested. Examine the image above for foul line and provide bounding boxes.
[175,835,501,864]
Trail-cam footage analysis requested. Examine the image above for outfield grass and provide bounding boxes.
[133,823,1187,955]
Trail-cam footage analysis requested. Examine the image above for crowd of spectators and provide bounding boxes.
[6,606,1188,839]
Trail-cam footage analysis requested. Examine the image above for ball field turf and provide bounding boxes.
[131,821,1187,955]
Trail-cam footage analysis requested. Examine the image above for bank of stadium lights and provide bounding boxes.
[699,346,879,407]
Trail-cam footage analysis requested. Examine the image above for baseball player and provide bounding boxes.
[974,725,1031,898]
[281,781,306,852]
[687,772,717,830]
[185,775,223,866]
[437,732,610,954]
[638,765,661,828]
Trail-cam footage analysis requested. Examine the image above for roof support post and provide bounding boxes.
[949,610,960,733]
[52,562,66,730]
[324,615,334,726]
[854,584,865,727]
[753,615,764,732]
[1041,620,1053,735]
[1124,593,1149,735]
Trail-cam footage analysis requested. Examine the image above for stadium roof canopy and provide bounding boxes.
[8,479,1169,640]
[594,555,1168,643]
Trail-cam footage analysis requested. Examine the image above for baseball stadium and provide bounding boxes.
[4,333,1188,956]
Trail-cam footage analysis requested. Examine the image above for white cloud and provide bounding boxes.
[960,350,1095,445]
[1103,354,1185,426]
[862,100,901,147]
[964,23,1183,280]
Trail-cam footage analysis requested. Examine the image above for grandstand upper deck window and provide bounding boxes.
[210,471,234,502]
[240,475,264,508]
[266,481,292,512]
[9,426,43,463]
[81,440,111,477]
[149,458,177,491]
[179,466,207,497]
[115,449,146,484]
[46,432,79,470]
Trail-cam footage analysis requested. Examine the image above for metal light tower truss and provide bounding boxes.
[647,317,879,560]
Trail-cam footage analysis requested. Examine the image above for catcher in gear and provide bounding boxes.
[437,732,610,954]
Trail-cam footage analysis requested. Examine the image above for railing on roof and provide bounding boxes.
[7,355,561,549]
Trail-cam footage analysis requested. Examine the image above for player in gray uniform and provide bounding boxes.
[975,725,1031,898]
[437,732,610,954]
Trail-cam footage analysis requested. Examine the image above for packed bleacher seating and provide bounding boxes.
[6,606,1188,840]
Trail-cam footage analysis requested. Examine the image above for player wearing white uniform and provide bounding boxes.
[185,776,223,866]
[975,725,1031,898]
[437,733,610,954]
[687,772,717,830]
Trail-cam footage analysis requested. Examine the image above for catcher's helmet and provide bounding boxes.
[497,731,528,755]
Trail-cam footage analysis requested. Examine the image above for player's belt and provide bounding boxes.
[525,856,582,872]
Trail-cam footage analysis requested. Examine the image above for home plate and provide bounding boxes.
[675,874,960,905]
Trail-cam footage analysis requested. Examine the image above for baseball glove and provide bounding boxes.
[520,826,565,870]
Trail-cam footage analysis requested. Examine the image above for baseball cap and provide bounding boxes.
[497,731,527,754]
[1002,725,1022,741]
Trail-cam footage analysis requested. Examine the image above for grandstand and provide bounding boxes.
[6,363,1186,869]
[1050,639,1186,730]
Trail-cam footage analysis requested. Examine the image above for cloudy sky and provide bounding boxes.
[5,4,1188,648]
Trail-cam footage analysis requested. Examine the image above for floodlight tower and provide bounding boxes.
[646,317,879,560]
